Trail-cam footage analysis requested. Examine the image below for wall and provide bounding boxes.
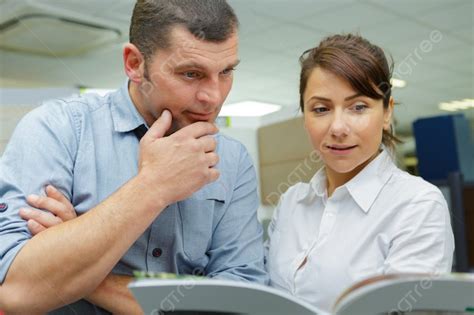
[258,116,324,206]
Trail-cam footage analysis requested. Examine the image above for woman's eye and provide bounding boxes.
[312,107,329,114]
[353,104,368,112]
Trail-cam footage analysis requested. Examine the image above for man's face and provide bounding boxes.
[137,26,239,133]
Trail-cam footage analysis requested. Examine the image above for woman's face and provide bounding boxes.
[303,67,393,176]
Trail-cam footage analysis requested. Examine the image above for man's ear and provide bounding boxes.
[383,96,394,131]
[123,43,146,84]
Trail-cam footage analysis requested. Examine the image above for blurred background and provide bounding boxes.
[0,0,473,271]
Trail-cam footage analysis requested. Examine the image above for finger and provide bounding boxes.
[44,185,77,221]
[27,219,46,236]
[208,168,220,182]
[177,121,218,139]
[26,194,75,221]
[45,185,73,209]
[206,152,219,167]
[19,208,62,228]
[199,136,217,153]
[143,110,172,142]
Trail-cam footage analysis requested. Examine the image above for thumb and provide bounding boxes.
[144,110,172,141]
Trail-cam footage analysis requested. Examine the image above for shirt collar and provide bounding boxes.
[297,150,396,213]
[345,150,396,213]
[296,167,327,203]
[110,80,147,133]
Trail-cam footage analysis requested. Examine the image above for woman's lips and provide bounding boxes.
[326,144,357,155]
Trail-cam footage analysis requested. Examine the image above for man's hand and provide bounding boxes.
[138,110,220,206]
[19,185,76,235]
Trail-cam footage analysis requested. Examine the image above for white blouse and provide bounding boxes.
[265,150,454,313]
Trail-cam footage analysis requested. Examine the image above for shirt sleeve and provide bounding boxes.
[384,190,455,274]
[0,101,77,283]
[204,145,269,285]
[263,187,285,267]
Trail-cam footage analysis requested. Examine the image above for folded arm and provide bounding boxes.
[0,109,219,313]
[19,185,142,314]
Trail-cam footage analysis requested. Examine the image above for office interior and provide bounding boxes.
[0,0,473,275]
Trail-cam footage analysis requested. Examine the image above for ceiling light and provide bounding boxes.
[439,99,474,112]
[391,78,406,88]
[219,101,281,117]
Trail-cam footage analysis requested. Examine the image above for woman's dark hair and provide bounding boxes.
[299,33,401,151]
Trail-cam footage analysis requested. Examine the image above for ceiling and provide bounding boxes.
[0,0,472,134]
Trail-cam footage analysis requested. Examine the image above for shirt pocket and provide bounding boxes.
[178,181,226,262]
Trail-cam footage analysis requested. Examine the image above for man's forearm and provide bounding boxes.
[85,274,143,315]
[0,174,164,313]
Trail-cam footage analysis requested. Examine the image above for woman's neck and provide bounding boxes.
[325,150,382,197]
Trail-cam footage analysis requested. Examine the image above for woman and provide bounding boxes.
[264,34,454,312]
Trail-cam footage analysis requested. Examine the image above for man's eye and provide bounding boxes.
[221,68,235,75]
[183,71,200,79]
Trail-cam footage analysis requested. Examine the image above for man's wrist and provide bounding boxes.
[132,172,169,211]
[85,274,143,315]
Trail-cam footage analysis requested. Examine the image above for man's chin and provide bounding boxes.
[164,118,216,136]
[164,119,181,136]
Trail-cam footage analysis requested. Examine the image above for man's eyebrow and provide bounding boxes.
[228,60,240,68]
[174,60,240,71]
[174,62,206,71]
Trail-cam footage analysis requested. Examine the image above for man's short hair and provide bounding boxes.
[130,0,239,61]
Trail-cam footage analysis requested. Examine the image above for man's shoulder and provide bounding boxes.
[11,93,115,149]
[43,92,111,115]
[22,92,114,132]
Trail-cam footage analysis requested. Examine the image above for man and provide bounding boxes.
[0,1,268,313]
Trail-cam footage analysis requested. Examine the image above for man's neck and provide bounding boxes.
[128,81,155,127]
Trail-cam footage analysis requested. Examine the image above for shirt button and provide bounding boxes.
[0,203,8,212]
[152,248,162,258]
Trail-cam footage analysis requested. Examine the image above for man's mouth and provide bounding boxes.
[186,111,214,121]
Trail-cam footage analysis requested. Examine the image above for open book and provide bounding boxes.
[128,272,474,315]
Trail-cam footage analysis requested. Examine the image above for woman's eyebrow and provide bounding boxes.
[344,93,362,101]
[307,93,362,103]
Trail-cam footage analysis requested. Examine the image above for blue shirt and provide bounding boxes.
[0,82,268,307]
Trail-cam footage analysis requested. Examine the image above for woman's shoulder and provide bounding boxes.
[387,167,447,205]
[281,182,314,202]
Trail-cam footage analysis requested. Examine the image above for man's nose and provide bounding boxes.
[196,78,221,109]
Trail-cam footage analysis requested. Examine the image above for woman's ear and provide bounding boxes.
[123,43,146,84]
[383,97,394,131]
